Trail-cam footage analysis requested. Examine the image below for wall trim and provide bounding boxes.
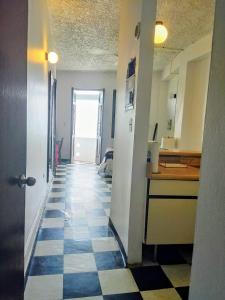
[109,218,127,266]
[24,178,52,274]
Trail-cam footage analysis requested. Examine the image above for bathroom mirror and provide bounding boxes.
[148,68,178,144]
[167,92,177,136]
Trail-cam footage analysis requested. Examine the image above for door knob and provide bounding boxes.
[17,175,36,188]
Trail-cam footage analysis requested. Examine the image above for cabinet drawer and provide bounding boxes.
[149,180,199,196]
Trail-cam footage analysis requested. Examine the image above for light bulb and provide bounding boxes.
[48,51,59,64]
[154,21,168,44]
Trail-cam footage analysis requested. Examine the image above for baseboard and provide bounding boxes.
[24,178,52,274]
[109,218,128,266]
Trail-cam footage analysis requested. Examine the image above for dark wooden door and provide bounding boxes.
[0,1,30,299]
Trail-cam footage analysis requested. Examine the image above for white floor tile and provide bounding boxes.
[24,275,63,300]
[68,209,86,218]
[104,209,110,217]
[141,288,181,300]
[64,227,90,240]
[92,237,119,252]
[49,191,65,198]
[88,217,109,227]
[101,197,111,203]
[41,218,64,228]
[99,269,138,295]
[34,240,64,256]
[46,203,65,210]
[84,202,103,209]
[100,188,110,193]
[64,253,97,273]
[52,184,66,188]
[161,264,191,287]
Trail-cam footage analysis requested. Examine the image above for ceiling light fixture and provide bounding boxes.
[154,21,168,44]
[47,51,59,64]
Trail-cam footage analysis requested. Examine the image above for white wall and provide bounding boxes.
[56,71,117,160]
[111,0,156,264]
[25,0,51,270]
[189,1,225,298]
[162,34,212,150]
[180,55,210,150]
[148,72,169,142]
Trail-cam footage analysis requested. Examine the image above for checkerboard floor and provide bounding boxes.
[25,163,191,300]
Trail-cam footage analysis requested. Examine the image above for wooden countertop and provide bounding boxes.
[146,163,200,181]
[159,149,201,157]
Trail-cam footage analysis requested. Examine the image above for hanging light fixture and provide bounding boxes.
[47,51,59,64]
[154,21,168,44]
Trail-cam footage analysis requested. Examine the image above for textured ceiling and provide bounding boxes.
[47,0,215,71]
[154,0,215,70]
[47,0,119,71]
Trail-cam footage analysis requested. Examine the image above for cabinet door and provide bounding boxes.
[146,198,197,245]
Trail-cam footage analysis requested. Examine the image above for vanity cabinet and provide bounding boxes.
[145,179,199,245]
[145,163,200,246]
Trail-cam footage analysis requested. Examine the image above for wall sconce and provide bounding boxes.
[46,51,59,64]
[154,21,168,44]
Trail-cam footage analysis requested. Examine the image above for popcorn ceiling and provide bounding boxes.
[47,0,215,71]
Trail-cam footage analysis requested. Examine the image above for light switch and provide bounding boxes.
[129,118,133,132]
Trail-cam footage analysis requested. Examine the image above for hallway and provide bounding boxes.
[25,164,190,299]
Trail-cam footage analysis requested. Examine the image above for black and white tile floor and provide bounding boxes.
[25,163,191,300]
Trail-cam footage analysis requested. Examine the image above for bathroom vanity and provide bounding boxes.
[144,150,201,249]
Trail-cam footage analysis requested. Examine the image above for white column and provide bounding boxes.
[111,0,156,264]
[189,1,225,299]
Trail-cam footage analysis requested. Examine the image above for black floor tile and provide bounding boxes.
[37,228,64,241]
[176,286,189,300]
[44,209,64,218]
[51,188,65,192]
[102,202,111,209]
[131,265,173,291]
[90,226,114,238]
[64,239,93,254]
[63,272,102,298]
[52,180,65,184]
[142,245,187,265]
[48,197,64,203]
[104,293,143,299]
[29,255,63,276]
[87,208,106,217]
[157,246,188,265]
[95,251,125,270]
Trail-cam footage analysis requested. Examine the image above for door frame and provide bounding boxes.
[69,88,105,164]
[111,89,117,139]
[70,87,76,164]
[47,71,57,181]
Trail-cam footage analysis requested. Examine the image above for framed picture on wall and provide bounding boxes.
[125,57,136,110]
